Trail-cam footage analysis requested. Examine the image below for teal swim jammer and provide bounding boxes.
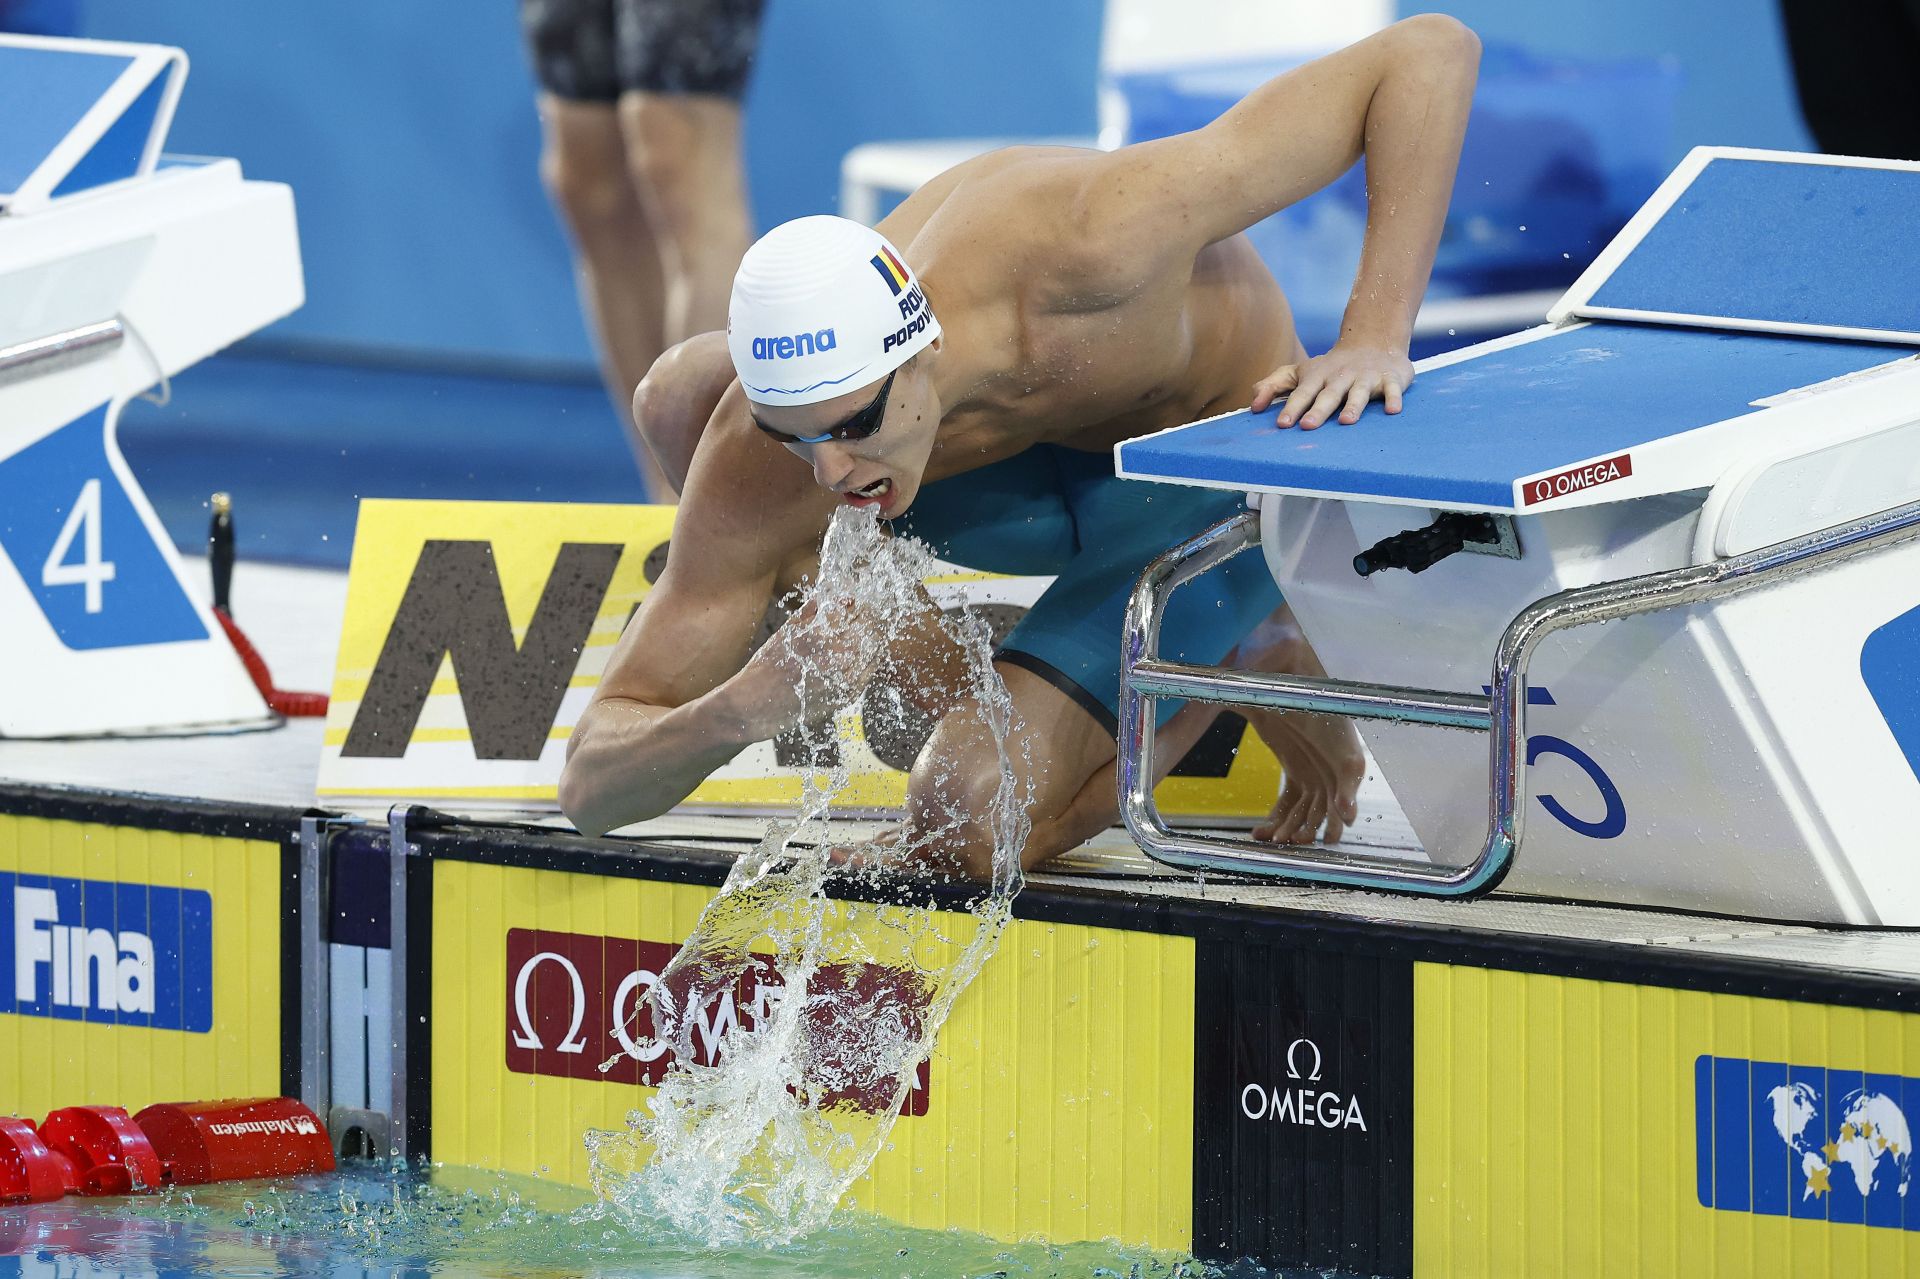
[894,444,1280,731]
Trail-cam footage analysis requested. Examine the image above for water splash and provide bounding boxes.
[64,1162,1242,1277]
[588,507,1031,1245]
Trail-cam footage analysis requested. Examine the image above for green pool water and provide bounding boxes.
[0,1161,1299,1278]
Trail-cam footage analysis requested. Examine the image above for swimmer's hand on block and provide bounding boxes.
[1252,341,1415,430]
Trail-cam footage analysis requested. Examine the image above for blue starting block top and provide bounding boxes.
[1121,150,1920,511]
[1556,149,1920,343]
[0,35,183,214]
[0,45,132,195]
[1115,323,1917,511]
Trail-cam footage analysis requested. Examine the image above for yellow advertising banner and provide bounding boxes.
[0,813,283,1119]
[429,858,1195,1249]
[318,498,1281,818]
[1414,963,1920,1277]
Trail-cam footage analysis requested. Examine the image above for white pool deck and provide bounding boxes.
[3,558,1917,987]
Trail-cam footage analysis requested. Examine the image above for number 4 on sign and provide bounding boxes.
[41,479,117,614]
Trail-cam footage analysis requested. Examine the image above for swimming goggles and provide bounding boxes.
[752,370,895,445]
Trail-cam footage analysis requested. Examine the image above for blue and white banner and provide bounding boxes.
[0,404,206,651]
[1864,603,1920,785]
[0,872,213,1032]
[1697,1054,1916,1230]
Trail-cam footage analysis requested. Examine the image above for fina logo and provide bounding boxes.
[2,872,213,1032]
[1238,1036,1369,1131]
[14,886,152,1015]
[752,329,837,361]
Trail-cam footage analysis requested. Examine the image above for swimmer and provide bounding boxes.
[560,18,1482,874]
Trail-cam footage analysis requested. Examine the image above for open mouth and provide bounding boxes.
[843,477,893,507]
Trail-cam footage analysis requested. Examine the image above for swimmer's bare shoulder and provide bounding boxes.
[879,145,1142,302]
[603,410,831,713]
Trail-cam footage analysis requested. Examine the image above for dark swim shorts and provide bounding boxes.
[894,445,1281,732]
[520,0,768,102]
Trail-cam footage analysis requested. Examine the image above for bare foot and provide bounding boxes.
[1231,605,1366,845]
[1242,704,1365,844]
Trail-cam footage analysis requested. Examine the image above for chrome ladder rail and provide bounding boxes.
[1118,497,1920,897]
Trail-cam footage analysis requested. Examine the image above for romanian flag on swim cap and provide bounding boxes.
[869,246,908,296]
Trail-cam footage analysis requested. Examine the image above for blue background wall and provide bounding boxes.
[1433,0,1812,162]
[72,0,1101,369]
[70,0,1810,372]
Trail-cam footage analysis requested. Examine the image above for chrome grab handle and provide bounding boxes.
[0,319,123,389]
[1118,496,1920,897]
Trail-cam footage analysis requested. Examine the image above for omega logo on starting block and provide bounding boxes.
[1524,451,1634,505]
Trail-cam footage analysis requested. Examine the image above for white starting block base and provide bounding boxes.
[1120,149,1920,925]
[0,393,273,737]
[0,36,303,737]
[1262,479,1920,924]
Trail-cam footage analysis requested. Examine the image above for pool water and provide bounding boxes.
[0,1162,1294,1278]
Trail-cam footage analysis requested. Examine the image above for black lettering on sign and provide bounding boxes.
[342,540,623,760]
[640,540,670,584]
[744,593,843,772]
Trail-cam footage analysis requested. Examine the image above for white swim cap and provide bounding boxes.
[727,215,941,406]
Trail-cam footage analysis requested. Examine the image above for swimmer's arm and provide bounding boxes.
[562,416,832,837]
[631,334,738,492]
[560,577,775,837]
[1082,15,1478,347]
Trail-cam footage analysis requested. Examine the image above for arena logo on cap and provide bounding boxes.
[752,328,838,361]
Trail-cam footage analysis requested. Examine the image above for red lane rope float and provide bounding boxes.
[213,607,329,718]
[0,1099,335,1203]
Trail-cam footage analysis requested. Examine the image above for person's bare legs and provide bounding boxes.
[536,94,677,500]
[1234,609,1366,845]
[897,605,1367,878]
[896,665,1120,879]
[617,92,753,349]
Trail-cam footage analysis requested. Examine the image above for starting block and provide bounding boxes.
[0,35,303,736]
[1116,148,1920,925]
